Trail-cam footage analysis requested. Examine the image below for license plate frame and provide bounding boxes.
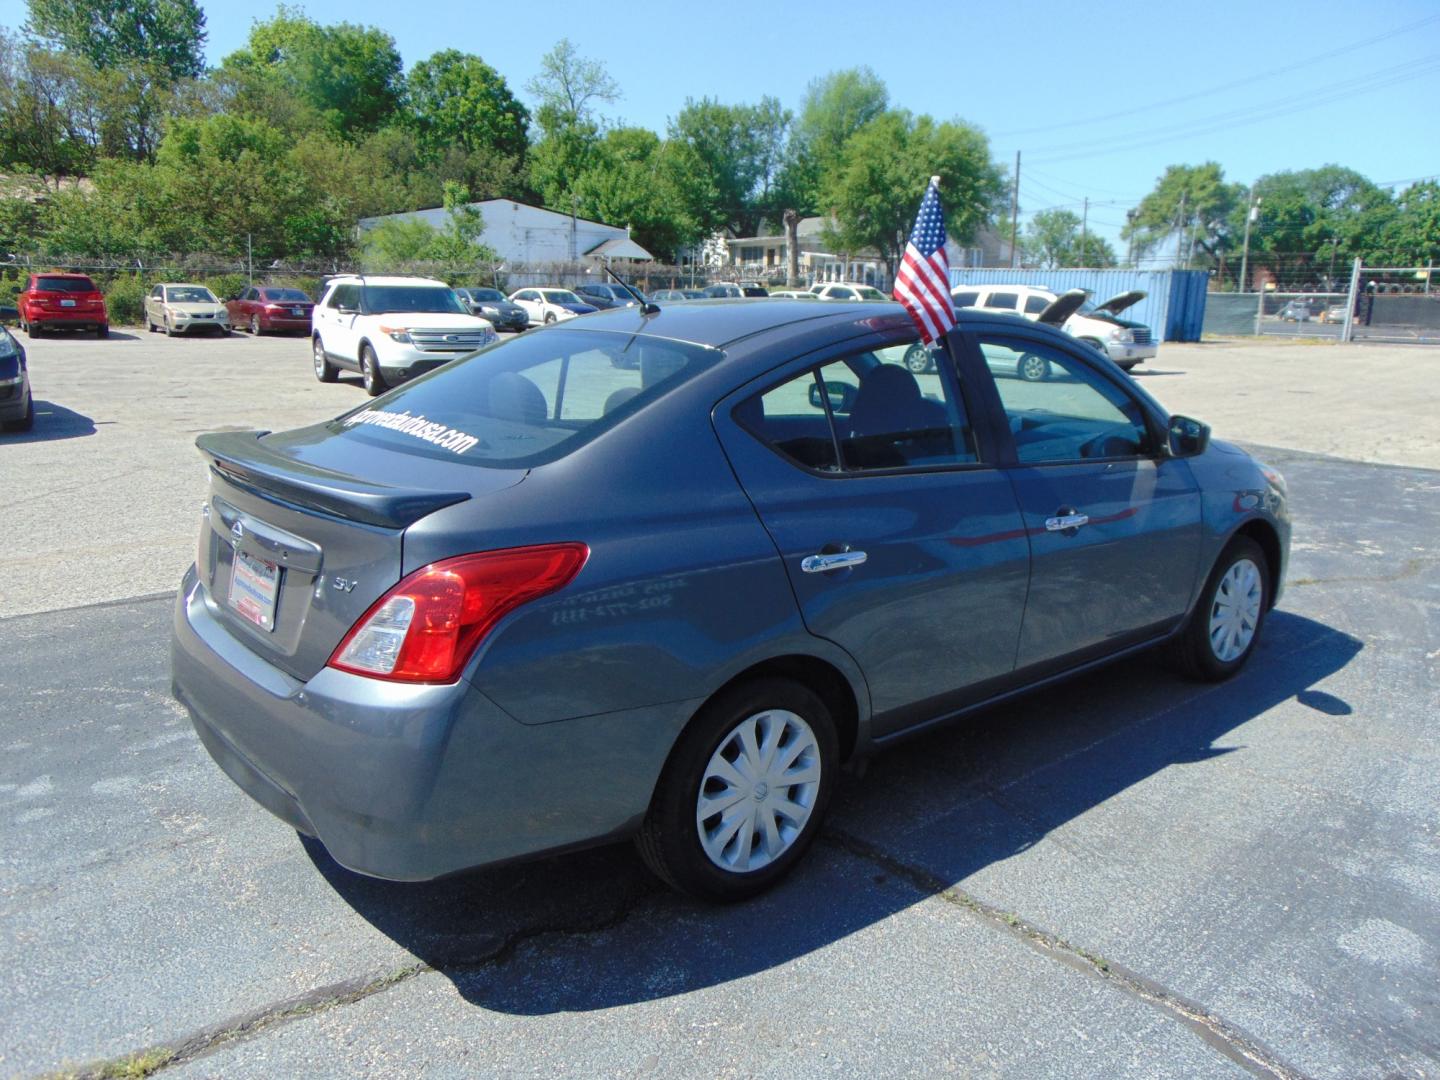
[291,307,305,317]
[60,298,76,307]
[228,550,280,631]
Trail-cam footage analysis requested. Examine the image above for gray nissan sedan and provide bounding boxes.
[172,300,1290,901]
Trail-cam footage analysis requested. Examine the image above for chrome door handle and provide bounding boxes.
[801,551,868,573]
[1045,513,1090,532]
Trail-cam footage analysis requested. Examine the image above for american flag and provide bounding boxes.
[892,177,955,344]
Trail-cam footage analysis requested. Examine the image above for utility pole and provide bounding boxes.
[1174,191,1187,270]
[1238,191,1259,293]
[1125,209,1136,268]
[246,233,253,285]
[1009,151,1021,269]
[1079,197,1088,268]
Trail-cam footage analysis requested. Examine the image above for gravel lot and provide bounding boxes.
[1,327,1437,1079]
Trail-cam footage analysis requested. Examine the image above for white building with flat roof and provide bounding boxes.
[357,199,654,265]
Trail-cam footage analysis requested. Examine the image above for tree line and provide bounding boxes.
[0,0,1007,273]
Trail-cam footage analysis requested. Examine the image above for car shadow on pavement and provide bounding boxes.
[6,400,98,442]
[307,608,1361,1014]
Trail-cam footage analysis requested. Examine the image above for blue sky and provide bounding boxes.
[4,0,1437,253]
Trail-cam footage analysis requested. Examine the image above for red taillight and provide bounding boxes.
[327,543,589,683]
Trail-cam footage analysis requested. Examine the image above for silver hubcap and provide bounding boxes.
[696,709,821,874]
[1021,356,1046,380]
[1209,558,1263,662]
[313,342,324,373]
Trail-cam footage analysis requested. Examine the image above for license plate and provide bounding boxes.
[291,307,305,316]
[228,550,280,631]
[60,299,76,307]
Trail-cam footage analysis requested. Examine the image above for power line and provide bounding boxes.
[1028,55,1440,165]
[993,11,1440,138]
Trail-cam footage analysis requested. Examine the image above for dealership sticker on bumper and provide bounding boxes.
[229,551,280,630]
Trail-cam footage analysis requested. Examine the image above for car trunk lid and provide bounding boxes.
[194,428,521,681]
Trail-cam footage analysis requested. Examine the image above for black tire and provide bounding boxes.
[360,343,387,397]
[250,315,262,335]
[164,318,175,337]
[903,343,932,374]
[312,337,338,383]
[146,316,156,333]
[544,312,557,325]
[636,678,839,902]
[96,325,108,339]
[26,320,39,339]
[3,395,34,433]
[1167,536,1270,682]
[1017,352,1051,382]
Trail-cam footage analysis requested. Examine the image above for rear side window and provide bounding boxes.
[330,328,722,468]
[987,292,1018,310]
[738,341,978,473]
[36,276,96,293]
[1024,295,1050,315]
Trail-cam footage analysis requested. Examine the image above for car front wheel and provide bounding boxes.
[360,343,387,396]
[1168,536,1270,681]
[544,312,557,325]
[636,678,838,902]
[250,315,262,335]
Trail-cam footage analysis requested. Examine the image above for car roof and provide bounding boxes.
[33,272,93,279]
[326,275,449,288]
[160,282,209,289]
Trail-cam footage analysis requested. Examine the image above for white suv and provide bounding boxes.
[951,284,1158,370]
[312,276,497,396]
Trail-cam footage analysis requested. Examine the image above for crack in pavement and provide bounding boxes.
[823,828,1314,1080]
[40,888,660,1080]
[1288,556,1439,588]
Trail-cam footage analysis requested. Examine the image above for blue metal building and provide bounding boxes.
[946,269,1211,342]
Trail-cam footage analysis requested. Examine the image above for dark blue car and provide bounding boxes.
[172,301,1290,901]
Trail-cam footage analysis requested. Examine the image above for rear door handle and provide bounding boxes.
[801,551,868,573]
[1045,512,1090,532]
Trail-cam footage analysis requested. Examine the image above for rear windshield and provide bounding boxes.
[363,285,466,315]
[36,276,96,293]
[262,288,309,302]
[469,288,504,301]
[328,328,722,468]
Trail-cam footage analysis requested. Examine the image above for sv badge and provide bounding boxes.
[330,576,358,593]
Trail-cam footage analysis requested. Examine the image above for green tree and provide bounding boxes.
[780,67,888,214]
[1384,180,1440,265]
[24,0,206,81]
[525,40,618,210]
[406,50,529,162]
[222,8,403,139]
[1023,208,1116,268]
[821,110,1006,274]
[1123,162,1243,270]
[359,183,497,269]
[666,96,791,237]
[1236,165,1395,284]
[569,126,701,261]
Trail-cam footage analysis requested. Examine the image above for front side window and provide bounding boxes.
[978,337,1150,463]
[738,340,978,473]
[952,290,979,307]
[330,328,720,468]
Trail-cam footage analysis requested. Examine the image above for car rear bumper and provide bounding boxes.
[261,316,313,331]
[0,378,29,419]
[171,568,686,880]
[28,311,106,328]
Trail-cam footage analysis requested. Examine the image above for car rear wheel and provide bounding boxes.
[250,315,261,335]
[313,337,338,383]
[360,343,387,397]
[1017,352,1051,382]
[96,325,108,339]
[544,312,557,325]
[636,678,838,902]
[1167,536,1270,682]
[26,320,39,339]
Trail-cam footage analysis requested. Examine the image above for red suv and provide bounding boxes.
[18,273,109,338]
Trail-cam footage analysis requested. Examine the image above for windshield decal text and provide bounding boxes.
[343,410,480,455]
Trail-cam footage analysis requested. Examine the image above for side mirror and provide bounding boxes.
[337,304,358,315]
[810,379,857,414]
[1168,415,1210,457]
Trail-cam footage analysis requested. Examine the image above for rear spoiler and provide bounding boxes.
[197,430,470,530]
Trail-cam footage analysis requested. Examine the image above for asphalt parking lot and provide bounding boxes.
[2,330,1438,1078]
